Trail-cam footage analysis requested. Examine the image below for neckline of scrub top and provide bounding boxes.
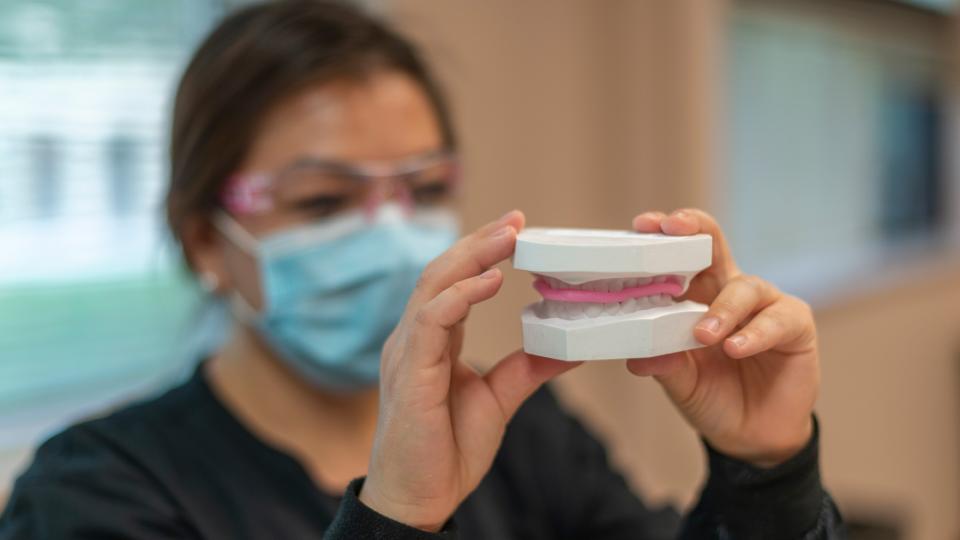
[191,360,347,501]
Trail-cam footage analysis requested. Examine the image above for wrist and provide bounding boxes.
[358,477,448,533]
[710,416,814,468]
[699,415,826,537]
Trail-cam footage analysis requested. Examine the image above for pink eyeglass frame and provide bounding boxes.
[220,150,460,216]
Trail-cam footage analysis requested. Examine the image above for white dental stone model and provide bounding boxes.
[513,228,713,361]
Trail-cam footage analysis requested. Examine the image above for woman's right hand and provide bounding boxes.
[358,210,580,531]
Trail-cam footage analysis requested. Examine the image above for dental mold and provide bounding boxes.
[513,228,712,361]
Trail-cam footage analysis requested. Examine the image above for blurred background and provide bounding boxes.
[1,0,959,538]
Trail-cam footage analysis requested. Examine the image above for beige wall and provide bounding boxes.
[393,1,960,538]
[819,264,960,538]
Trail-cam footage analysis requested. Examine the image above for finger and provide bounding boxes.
[631,211,667,233]
[625,352,686,377]
[483,350,581,422]
[660,208,718,237]
[723,296,816,359]
[694,275,779,346]
[408,210,524,307]
[475,208,525,236]
[660,208,738,278]
[630,352,699,407]
[449,321,466,363]
[405,268,504,369]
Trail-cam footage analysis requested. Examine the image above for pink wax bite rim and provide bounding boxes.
[533,276,683,303]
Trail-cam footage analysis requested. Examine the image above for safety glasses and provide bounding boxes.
[221,150,460,220]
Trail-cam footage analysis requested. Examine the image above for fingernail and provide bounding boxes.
[728,334,747,347]
[672,210,687,219]
[481,268,500,279]
[491,225,514,238]
[697,317,720,333]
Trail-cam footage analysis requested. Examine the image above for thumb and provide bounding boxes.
[484,350,581,421]
[626,352,698,404]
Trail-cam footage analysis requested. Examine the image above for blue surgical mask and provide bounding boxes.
[214,203,458,392]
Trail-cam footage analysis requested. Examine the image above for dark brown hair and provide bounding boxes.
[166,0,455,255]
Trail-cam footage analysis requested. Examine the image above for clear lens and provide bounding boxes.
[222,152,459,223]
[268,155,458,220]
[273,165,363,219]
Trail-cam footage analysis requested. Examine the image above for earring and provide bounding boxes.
[199,271,221,293]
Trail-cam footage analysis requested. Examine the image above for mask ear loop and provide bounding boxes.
[228,289,263,326]
[210,210,267,321]
[212,210,262,255]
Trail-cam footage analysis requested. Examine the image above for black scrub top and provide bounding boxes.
[0,364,843,539]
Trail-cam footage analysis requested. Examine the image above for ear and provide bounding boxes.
[181,214,233,294]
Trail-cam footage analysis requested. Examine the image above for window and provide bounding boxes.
[0,1,224,444]
[724,0,958,303]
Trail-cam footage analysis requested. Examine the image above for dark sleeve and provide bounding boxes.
[325,389,682,540]
[323,478,457,540]
[527,387,843,539]
[481,387,681,539]
[680,417,844,539]
[0,427,197,540]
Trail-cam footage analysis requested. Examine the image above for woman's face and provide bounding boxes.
[192,70,448,309]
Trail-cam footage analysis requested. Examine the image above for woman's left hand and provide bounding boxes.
[628,209,819,467]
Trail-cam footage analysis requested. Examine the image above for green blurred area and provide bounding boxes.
[0,272,200,412]
[0,0,219,59]
[0,0,222,417]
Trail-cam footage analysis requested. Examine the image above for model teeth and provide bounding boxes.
[533,274,687,320]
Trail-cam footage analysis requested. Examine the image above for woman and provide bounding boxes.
[1,1,842,538]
